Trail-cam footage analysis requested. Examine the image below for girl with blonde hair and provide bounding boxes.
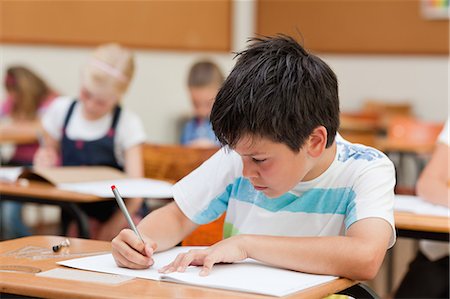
[34,43,147,241]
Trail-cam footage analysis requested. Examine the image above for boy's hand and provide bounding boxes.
[111,229,157,269]
[159,235,248,276]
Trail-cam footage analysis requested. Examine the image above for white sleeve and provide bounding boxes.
[348,157,396,248]
[172,148,243,224]
[115,109,147,150]
[41,96,73,141]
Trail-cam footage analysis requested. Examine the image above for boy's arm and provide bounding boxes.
[416,142,450,208]
[241,217,391,280]
[159,217,391,281]
[111,202,198,268]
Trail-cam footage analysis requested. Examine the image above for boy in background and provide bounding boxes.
[112,35,395,280]
[180,60,223,148]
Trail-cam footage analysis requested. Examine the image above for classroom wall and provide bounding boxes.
[1,45,448,144]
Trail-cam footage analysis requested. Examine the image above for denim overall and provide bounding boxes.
[61,100,122,223]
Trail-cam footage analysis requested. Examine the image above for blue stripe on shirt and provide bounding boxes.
[193,177,358,226]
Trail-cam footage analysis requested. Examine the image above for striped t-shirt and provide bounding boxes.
[173,137,396,247]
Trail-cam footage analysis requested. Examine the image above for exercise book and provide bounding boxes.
[58,246,337,297]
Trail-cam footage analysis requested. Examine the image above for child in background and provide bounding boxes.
[180,60,223,148]
[111,35,396,281]
[34,43,147,241]
[394,117,449,298]
[0,66,58,239]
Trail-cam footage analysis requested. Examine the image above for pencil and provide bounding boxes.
[111,185,145,244]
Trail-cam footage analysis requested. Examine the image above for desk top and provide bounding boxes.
[0,236,355,299]
[0,181,106,203]
[0,126,38,145]
[395,211,449,234]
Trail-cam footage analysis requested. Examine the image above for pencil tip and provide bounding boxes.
[111,185,116,190]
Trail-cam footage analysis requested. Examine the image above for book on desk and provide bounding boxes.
[0,166,173,198]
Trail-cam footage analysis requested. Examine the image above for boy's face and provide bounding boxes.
[189,86,218,119]
[234,135,314,198]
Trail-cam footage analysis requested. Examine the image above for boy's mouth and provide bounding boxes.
[253,185,267,191]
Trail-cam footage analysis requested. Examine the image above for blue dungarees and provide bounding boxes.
[61,100,122,222]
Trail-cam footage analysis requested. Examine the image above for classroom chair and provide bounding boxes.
[142,143,224,245]
[362,99,413,133]
[339,112,380,147]
[142,143,218,182]
[379,116,443,195]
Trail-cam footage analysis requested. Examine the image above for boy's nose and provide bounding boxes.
[242,160,258,179]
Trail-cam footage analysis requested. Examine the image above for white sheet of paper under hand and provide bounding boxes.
[58,246,337,297]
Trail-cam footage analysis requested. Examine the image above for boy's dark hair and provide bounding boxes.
[187,60,224,87]
[210,35,340,152]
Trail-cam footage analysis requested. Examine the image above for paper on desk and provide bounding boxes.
[0,167,23,182]
[58,246,338,297]
[57,178,173,198]
[395,195,450,217]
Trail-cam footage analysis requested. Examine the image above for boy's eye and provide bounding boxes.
[252,158,267,163]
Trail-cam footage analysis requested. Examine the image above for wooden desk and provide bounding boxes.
[375,138,435,155]
[395,211,449,241]
[0,126,38,145]
[0,181,108,238]
[0,236,356,299]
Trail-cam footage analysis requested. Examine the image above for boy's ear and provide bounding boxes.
[306,126,328,158]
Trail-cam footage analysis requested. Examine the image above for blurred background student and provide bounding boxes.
[0,66,58,239]
[394,117,449,298]
[180,60,223,148]
[33,43,147,241]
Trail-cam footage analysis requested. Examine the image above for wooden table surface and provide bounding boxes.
[395,212,449,234]
[0,236,356,299]
[0,127,38,145]
[0,180,106,203]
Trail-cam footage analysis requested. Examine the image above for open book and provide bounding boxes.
[0,166,173,198]
[58,246,338,297]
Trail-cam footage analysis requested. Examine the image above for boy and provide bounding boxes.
[112,35,395,280]
[180,60,223,148]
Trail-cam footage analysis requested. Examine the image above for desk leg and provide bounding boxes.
[60,203,90,239]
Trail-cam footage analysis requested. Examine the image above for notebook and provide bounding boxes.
[58,246,338,297]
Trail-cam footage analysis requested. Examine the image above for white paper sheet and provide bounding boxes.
[0,166,24,182]
[395,195,450,217]
[58,246,338,297]
[57,178,173,198]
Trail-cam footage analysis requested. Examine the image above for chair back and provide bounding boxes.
[339,112,380,147]
[142,143,224,246]
[387,117,443,148]
[363,100,413,131]
[142,143,218,182]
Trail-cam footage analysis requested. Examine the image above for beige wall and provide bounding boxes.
[1,45,448,145]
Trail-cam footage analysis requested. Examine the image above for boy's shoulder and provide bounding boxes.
[335,136,389,164]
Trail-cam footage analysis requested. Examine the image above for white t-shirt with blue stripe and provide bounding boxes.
[173,137,396,247]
